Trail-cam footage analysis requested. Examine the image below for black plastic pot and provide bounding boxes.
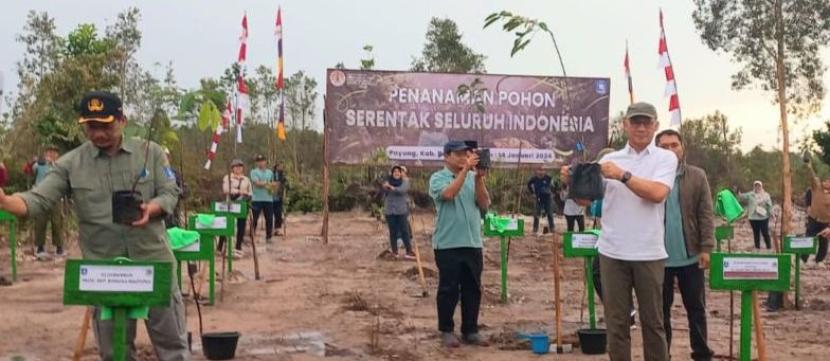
[766,291,784,311]
[202,331,240,360]
[112,190,143,224]
[577,328,607,355]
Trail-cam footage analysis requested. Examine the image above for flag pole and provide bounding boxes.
[659,8,682,124]
[626,39,634,105]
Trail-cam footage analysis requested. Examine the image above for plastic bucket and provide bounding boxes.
[528,333,549,354]
[202,331,240,360]
[577,328,607,355]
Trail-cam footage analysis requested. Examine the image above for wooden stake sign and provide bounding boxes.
[63,258,172,361]
[710,253,791,361]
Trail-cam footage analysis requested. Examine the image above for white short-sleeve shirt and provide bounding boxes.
[597,143,678,261]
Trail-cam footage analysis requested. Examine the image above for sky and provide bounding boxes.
[1,0,828,152]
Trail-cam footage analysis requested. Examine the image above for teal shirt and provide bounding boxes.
[34,163,53,185]
[250,168,274,202]
[665,175,698,268]
[429,167,482,250]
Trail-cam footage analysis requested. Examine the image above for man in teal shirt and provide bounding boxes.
[429,140,491,348]
[250,154,275,243]
[656,129,714,361]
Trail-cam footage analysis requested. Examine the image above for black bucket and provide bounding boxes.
[766,291,784,311]
[202,331,240,360]
[577,328,607,355]
[112,190,143,224]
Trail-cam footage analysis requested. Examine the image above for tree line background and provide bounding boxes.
[1,7,830,226]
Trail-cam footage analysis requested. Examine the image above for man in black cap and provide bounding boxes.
[0,91,188,360]
[250,154,276,244]
[428,140,491,347]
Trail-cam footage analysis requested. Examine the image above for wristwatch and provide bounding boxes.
[620,171,632,184]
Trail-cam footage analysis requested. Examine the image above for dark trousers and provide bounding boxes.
[34,206,63,248]
[533,196,555,233]
[803,217,829,263]
[217,217,247,251]
[386,214,412,254]
[749,219,771,249]
[565,215,585,232]
[435,248,483,335]
[663,264,713,361]
[272,199,284,229]
[251,201,274,240]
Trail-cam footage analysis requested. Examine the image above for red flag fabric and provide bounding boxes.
[658,9,681,127]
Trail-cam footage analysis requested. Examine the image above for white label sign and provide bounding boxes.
[214,202,242,213]
[196,216,228,230]
[723,257,778,280]
[789,237,815,249]
[79,265,154,292]
[489,218,519,232]
[179,240,201,253]
[571,233,599,249]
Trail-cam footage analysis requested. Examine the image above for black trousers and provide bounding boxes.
[272,199,284,229]
[435,247,483,335]
[663,263,713,361]
[386,214,412,254]
[749,219,771,249]
[566,215,585,232]
[251,201,274,240]
[803,217,829,263]
[217,217,247,251]
[533,196,555,233]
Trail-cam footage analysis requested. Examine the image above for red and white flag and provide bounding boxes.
[235,13,250,143]
[275,7,286,141]
[204,101,233,170]
[658,9,681,127]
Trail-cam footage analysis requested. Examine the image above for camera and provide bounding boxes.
[476,148,491,170]
[463,140,490,170]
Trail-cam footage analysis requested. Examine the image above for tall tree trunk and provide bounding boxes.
[775,0,791,253]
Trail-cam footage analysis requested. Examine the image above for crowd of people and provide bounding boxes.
[2,91,830,361]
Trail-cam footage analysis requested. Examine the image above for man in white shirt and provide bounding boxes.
[592,102,677,361]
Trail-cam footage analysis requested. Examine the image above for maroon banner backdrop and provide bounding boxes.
[324,69,610,167]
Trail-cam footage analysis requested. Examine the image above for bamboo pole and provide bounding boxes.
[321,104,330,244]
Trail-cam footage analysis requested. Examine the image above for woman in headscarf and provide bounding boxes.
[382,165,414,259]
[740,180,774,249]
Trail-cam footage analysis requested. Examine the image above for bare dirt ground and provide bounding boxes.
[1,210,829,361]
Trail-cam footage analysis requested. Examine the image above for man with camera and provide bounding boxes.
[428,140,491,348]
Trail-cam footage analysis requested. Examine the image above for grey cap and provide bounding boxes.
[625,102,658,120]
[231,159,244,167]
[443,140,473,154]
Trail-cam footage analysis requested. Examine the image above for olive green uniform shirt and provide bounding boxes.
[18,138,180,262]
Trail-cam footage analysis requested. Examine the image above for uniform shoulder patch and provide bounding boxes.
[163,166,176,180]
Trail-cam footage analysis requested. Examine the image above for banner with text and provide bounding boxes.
[324,69,610,167]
